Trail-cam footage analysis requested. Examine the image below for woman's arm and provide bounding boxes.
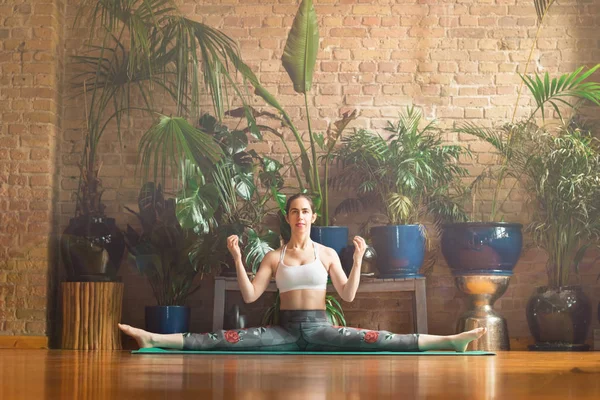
[227,235,275,303]
[328,236,367,302]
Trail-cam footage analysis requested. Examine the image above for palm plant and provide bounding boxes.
[333,106,469,228]
[331,106,469,276]
[456,66,600,221]
[454,0,600,222]
[523,127,600,288]
[72,0,263,215]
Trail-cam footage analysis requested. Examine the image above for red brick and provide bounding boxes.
[20,162,50,173]
[10,150,28,161]
[30,149,50,160]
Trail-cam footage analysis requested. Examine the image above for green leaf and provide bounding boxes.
[138,116,223,187]
[234,170,255,201]
[313,132,325,150]
[245,229,279,274]
[176,181,219,234]
[282,0,319,94]
[262,156,282,173]
[272,189,287,215]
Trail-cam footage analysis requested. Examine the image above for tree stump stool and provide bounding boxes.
[61,282,123,350]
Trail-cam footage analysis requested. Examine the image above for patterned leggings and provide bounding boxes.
[183,310,420,352]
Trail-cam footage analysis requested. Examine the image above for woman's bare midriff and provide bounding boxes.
[279,289,327,310]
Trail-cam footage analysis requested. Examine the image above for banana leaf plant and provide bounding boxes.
[124,182,208,306]
[176,114,284,275]
[228,0,357,226]
[71,0,261,216]
[262,291,346,327]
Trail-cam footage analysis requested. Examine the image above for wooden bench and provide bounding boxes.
[212,276,428,334]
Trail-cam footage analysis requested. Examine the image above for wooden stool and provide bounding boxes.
[61,282,124,350]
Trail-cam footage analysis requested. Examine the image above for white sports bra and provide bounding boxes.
[275,242,328,293]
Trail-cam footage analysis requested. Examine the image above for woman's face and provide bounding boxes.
[285,197,316,234]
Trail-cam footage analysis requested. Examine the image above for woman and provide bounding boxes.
[120,194,486,352]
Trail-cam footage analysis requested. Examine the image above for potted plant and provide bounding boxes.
[523,126,600,350]
[124,182,206,334]
[332,106,470,278]
[63,0,263,280]
[229,0,358,256]
[441,0,600,278]
[437,1,600,350]
[175,114,285,277]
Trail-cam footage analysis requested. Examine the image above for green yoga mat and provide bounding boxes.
[133,348,495,356]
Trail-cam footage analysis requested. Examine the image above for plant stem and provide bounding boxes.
[323,156,329,226]
[281,110,308,191]
[304,92,321,200]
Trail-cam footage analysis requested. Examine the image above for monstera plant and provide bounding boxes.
[175,114,285,276]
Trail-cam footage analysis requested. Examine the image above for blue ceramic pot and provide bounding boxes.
[145,306,190,334]
[441,222,523,276]
[370,225,425,279]
[310,226,349,258]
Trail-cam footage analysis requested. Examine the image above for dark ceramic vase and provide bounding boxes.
[145,306,191,334]
[526,286,591,351]
[441,222,523,276]
[61,215,125,282]
[370,225,425,278]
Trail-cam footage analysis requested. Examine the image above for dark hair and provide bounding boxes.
[285,193,315,215]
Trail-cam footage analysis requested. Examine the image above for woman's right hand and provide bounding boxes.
[227,235,242,262]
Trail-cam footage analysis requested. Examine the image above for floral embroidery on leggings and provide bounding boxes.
[224,330,241,343]
[363,331,379,344]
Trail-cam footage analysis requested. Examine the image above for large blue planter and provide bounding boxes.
[441,222,523,276]
[370,225,425,279]
[310,226,349,258]
[145,306,190,334]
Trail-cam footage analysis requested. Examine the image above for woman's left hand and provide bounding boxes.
[352,236,367,263]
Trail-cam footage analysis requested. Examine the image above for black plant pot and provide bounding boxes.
[61,215,125,282]
[526,286,592,351]
[145,306,191,334]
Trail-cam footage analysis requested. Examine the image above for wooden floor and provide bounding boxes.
[0,350,599,399]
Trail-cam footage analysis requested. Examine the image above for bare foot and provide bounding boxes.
[451,327,487,352]
[118,323,155,348]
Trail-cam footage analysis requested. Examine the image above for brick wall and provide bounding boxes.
[0,0,64,336]
[5,0,600,341]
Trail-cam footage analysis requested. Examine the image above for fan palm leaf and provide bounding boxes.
[521,65,600,122]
